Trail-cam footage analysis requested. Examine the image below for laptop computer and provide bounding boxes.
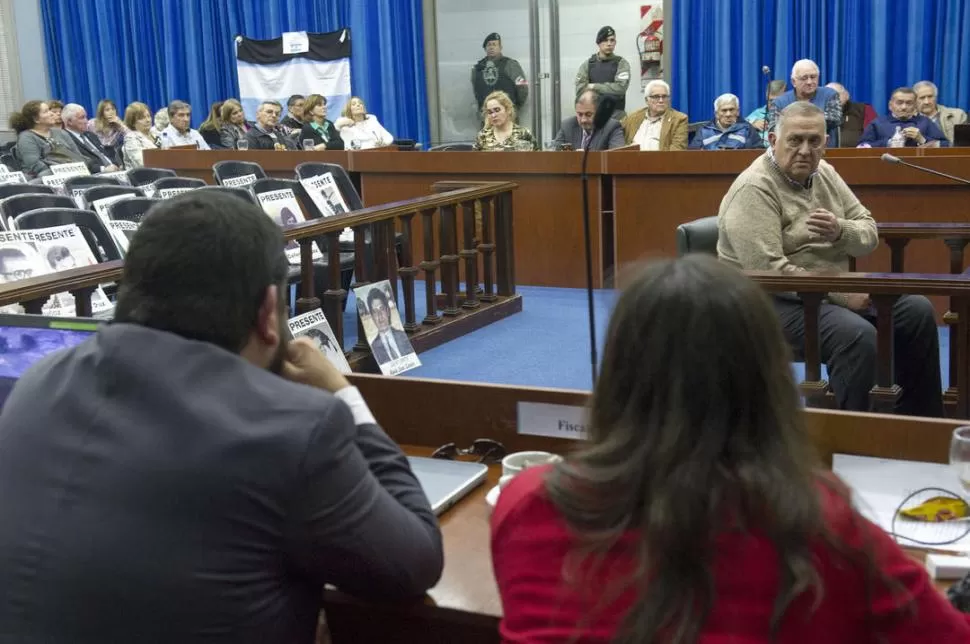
[407,456,489,515]
[954,124,970,147]
[0,314,101,408]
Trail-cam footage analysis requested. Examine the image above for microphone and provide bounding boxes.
[762,65,771,75]
[579,95,617,383]
[880,153,970,185]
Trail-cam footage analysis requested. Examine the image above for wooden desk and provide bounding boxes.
[321,376,968,643]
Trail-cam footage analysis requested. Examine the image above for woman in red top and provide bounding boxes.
[491,256,970,643]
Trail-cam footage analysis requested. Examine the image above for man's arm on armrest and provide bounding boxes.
[286,392,443,599]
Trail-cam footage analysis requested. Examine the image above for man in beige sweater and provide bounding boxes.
[718,102,942,416]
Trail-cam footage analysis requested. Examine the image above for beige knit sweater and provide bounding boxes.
[717,153,878,306]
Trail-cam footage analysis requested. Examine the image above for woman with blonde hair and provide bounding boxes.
[87,99,128,157]
[198,101,224,149]
[218,99,252,150]
[121,102,159,169]
[473,90,536,151]
[334,96,393,149]
[150,108,169,139]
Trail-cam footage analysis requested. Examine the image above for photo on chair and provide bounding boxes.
[107,220,138,254]
[287,308,351,374]
[255,188,322,265]
[353,280,420,376]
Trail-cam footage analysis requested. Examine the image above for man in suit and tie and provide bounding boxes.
[553,90,625,150]
[621,80,688,151]
[60,103,120,172]
[366,287,413,364]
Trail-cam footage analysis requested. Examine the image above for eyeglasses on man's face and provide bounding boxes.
[794,74,819,82]
[647,94,669,101]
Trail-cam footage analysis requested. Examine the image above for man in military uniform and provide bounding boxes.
[575,26,631,119]
[472,33,529,113]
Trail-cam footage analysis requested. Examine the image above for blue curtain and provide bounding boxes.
[40,0,430,144]
[672,0,970,123]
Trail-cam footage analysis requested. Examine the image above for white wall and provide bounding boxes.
[431,0,664,144]
[11,0,49,101]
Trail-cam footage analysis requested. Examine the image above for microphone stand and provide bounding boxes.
[581,135,598,383]
[881,153,970,185]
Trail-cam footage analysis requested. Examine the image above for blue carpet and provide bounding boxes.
[326,283,949,392]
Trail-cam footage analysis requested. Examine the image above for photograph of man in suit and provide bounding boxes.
[362,285,413,365]
[553,89,625,151]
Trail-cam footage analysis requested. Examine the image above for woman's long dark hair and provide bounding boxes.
[545,256,834,643]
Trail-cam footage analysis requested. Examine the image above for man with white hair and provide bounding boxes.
[61,103,120,173]
[620,79,687,151]
[767,59,841,145]
[718,102,942,417]
[688,93,761,150]
[913,80,967,144]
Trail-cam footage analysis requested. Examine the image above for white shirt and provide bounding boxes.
[634,114,664,151]
[378,330,403,360]
[159,124,210,150]
[335,115,394,150]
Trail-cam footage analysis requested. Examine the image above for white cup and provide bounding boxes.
[499,451,562,489]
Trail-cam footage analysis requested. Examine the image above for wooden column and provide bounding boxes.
[797,293,831,408]
[869,294,903,413]
[494,191,516,296]
[944,238,969,411]
[478,197,496,302]
[296,240,321,314]
[460,200,480,310]
[70,287,95,317]
[323,232,346,348]
[956,296,970,420]
[397,212,420,332]
[419,208,441,326]
[23,299,44,314]
[439,204,460,316]
[886,239,909,273]
[351,225,371,352]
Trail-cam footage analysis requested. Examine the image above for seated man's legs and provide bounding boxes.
[773,294,942,416]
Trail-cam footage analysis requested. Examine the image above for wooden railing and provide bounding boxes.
[746,271,970,417]
[0,182,522,371]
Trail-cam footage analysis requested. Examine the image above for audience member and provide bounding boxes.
[826,82,877,148]
[198,101,225,149]
[491,254,970,642]
[245,101,298,150]
[9,100,87,178]
[768,59,841,145]
[859,87,949,148]
[621,80,688,151]
[553,89,624,150]
[0,191,443,641]
[47,99,64,128]
[218,99,251,150]
[121,101,160,169]
[745,79,786,145]
[298,94,344,151]
[472,32,528,114]
[472,90,536,151]
[159,100,210,150]
[575,26,630,119]
[913,80,967,145]
[61,103,120,173]
[151,107,169,139]
[718,102,942,415]
[87,99,128,161]
[335,96,394,150]
[689,93,762,150]
[280,94,305,135]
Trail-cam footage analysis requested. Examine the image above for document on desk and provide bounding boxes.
[833,454,970,553]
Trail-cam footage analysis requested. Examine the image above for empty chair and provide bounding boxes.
[0,184,55,201]
[152,176,207,197]
[212,160,266,187]
[64,176,123,206]
[1,194,75,229]
[428,143,475,151]
[194,185,257,205]
[107,198,158,224]
[14,208,123,262]
[81,186,145,211]
[675,216,719,256]
[127,167,176,189]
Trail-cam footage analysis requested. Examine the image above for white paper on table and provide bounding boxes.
[833,453,970,553]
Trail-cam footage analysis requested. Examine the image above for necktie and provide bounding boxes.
[78,134,110,165]
[581,130,591,149]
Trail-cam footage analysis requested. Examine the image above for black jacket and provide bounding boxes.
[298,121,344,150]
[244,125,298,150]
[0,324,443,643]
[64,129,115,172]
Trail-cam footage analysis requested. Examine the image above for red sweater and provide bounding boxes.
[491,465,970,643]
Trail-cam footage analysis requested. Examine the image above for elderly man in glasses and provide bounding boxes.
[766,59,842,146]
[620,79,688,151]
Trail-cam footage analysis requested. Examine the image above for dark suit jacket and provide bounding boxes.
[298,121,345,150]
[553,117,625,150]
[370,326,413,364]
[64,129,115,172]
[0,324,442,643]
[245,125,298,150]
